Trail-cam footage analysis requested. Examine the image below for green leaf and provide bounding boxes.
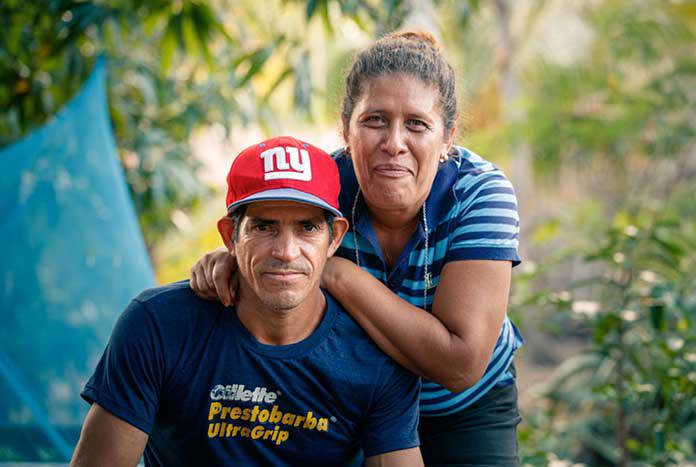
[650,303,666,332]
[531,217,562,245]
[236,46,274,88]
[305,0,318,19]
[262,66,293,103]
[160,28,177,72]
[320,0,333,35]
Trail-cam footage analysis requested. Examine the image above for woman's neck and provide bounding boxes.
[366,203,421,232]
[367,204,421,269]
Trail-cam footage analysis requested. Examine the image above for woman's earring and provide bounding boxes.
[345,146,352,156]
[439,152,449,163]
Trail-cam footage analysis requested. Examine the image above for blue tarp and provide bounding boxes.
[0,58,155,461]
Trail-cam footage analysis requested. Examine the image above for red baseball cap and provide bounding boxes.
[225,136,342,217]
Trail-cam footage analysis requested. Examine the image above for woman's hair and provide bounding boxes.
[341,30,458,136]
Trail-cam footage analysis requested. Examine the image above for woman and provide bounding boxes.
[191,31,523,466]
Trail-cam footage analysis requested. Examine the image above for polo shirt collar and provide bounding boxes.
[336,154,459,233]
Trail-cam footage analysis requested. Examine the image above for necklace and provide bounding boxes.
[351,190,431,311]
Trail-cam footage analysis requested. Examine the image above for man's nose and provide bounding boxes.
[381,122,408,157]
[271,229,301,262]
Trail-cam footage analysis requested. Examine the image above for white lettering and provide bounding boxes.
[260,146,312,181]
[210,384,279,403]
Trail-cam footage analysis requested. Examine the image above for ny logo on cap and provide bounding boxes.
[260,146,312,181]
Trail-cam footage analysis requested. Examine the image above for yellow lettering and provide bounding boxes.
[251,405,260,422]
[221,406,231,420]
[281,413,295,425]
[241,427,251,438]
[294,416,305,427]
[242,408,251,421]
[276,430,289,445]
[303,412,317,430]
[258,409,269,422]
[318,418,329,432]
[251,425,265,440]
[208,402,222,421]
[233,426,242,436]
[231,407,241,419]
[270,405,282,423]
[263,428,274,440]
[208,423,220,438]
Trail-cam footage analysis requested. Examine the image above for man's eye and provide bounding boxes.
[254,224,269,232]
[303,224,319,232]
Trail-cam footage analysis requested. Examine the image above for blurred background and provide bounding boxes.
[1,0,695,465]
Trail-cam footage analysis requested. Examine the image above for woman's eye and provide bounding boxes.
[406,119,428,131]
[363,115,385,126]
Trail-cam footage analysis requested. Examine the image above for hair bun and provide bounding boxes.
[385,30,441,51]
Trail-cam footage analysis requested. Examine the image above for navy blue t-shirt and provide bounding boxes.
[81,281,420,466]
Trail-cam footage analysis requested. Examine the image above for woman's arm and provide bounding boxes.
[189,251,511,391]
[324,257,511,393]
[188,247,511,392]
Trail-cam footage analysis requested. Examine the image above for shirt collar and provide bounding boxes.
[335,152,459,231]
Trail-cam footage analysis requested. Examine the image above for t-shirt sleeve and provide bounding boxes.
[361,362,420,457]
[445,171,521,266]
[81,299,166,434]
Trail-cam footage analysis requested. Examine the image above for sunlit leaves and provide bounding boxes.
[516,183,696,464]
[1,0,397,247]
[520,0,696,180]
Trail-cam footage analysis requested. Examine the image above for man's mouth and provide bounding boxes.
[262,270,306,281]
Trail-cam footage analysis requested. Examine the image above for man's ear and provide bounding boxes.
[327,217,349,258]
[217,217,236,253]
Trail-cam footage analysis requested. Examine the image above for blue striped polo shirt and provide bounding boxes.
[332,146,524,417]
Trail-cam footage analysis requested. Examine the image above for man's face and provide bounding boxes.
[230,201,339,311]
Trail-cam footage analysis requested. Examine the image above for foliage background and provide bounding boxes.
[2,0,695,464]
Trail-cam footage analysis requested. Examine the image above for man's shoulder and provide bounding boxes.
[325,293,400,368]
[327,293,371,338]
[126,280,225,333]
[134,279,191,302]
[133,280,218,311]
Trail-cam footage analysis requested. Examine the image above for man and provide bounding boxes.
[71,136,422,466]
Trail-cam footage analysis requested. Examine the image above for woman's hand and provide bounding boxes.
[189,247,238,306]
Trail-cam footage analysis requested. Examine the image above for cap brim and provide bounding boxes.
[227,188,343,217]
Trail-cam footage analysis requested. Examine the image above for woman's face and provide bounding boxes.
[345,73,455,216]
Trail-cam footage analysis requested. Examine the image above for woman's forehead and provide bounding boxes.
[363,73,437,92]
[357,74,441,114]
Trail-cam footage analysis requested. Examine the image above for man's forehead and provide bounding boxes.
[244,201,325,220]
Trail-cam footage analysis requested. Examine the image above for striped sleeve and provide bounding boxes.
[445,171,521,265]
